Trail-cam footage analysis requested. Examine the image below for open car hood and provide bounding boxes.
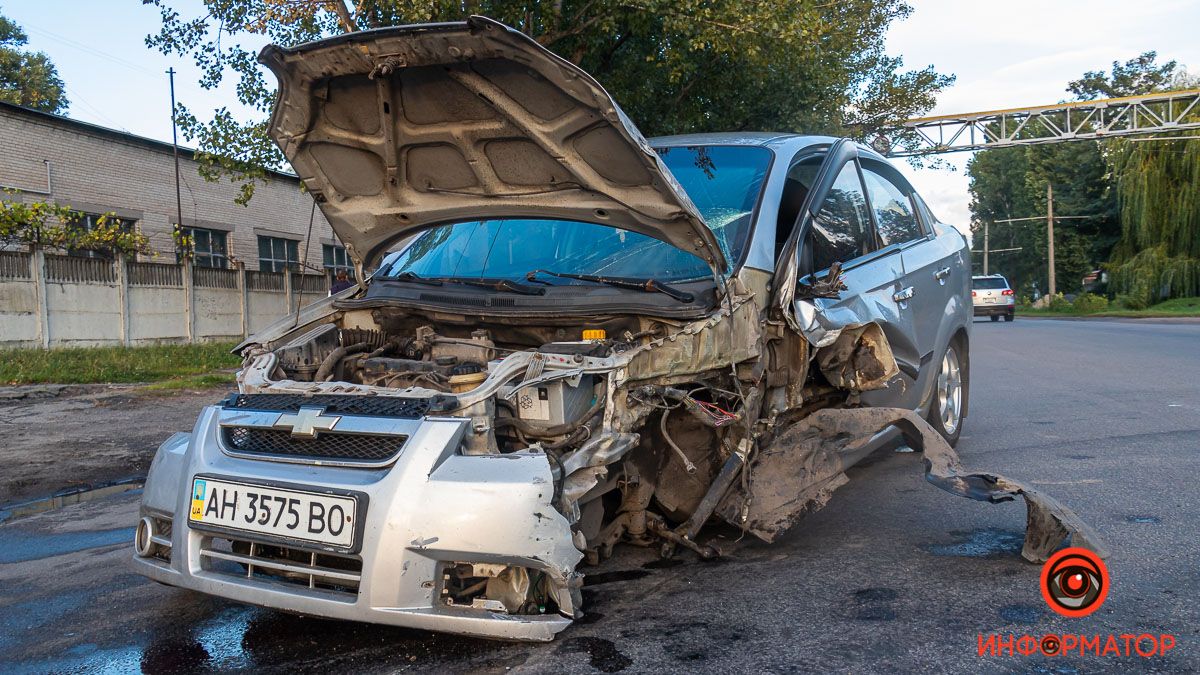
[259,16,725,272]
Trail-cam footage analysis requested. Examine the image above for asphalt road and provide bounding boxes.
[1,317,1198,674]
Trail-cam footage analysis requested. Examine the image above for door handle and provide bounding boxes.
[934,266,951,280]
[893,286,915,303]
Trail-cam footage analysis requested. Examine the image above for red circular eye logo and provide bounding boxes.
[1040,547,1109,617]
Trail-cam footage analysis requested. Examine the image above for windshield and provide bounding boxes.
[972,277,1009,290]
[380,145,772,283]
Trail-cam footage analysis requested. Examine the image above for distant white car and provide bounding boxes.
[972,274,1015,322]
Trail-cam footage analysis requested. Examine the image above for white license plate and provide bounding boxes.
[983,297,996,303]
[189,477,359,549]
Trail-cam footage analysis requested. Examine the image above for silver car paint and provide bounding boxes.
[135,406,582,641]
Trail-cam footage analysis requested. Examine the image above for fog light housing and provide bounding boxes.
[134,516,156,557]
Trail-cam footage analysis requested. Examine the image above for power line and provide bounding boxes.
[62,84,132,133]
[22,22,161,78]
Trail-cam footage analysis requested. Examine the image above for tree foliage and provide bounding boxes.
[1106,129,1200,304]
[0,10,67,113]
[1068,51,1178,100]
[144,0,953,202]
[967,52,1195,299]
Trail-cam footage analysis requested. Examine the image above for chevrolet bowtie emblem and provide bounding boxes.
[273,406,341,438]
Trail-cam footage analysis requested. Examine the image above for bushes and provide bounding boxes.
[1072,293,1108,314]
[1107,246,1200,307]
[1112,294,1147,311]
[1047,294,1072,311]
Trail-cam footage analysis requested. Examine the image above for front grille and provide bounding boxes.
[222,427,405,463]
[200,535,362,599]
[224,393,432,418]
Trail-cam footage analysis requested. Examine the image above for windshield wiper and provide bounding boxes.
[390,271,443,286]
[525,270,695,303]
[390,271,545,295]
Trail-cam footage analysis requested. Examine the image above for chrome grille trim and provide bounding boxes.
[217,407,420,468]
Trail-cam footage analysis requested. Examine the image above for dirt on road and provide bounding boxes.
[0,386,228,505]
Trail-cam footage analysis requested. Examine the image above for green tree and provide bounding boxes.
[0,10,67,113]
[968,52,1186,298]
[967,147,1039,293]
[1067,51,1178,99]
[1101,58,1200,304]
[145,0,953,203]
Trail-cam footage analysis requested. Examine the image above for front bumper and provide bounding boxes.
[132,406,582,641]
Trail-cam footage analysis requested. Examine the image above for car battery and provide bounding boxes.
[510,376,596,425]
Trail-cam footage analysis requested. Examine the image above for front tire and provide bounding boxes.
[927,339,968,447]
[990,315,1000,322]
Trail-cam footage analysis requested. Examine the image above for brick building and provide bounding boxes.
[0,101,350,277]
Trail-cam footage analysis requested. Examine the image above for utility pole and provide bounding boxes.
[1046,183,1056,297]
[168,68,184,238]
[983,221,990,275]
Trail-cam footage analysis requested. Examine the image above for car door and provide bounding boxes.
[777,141,921,409]
[860,161,962,407]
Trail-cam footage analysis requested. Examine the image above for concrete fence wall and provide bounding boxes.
[0,250,330,349]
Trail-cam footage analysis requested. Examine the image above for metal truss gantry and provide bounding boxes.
[887,89,1200,157]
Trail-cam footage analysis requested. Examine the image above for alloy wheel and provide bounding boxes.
[937,346,963,435]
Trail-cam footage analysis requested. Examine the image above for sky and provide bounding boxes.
[3,0,1200,233]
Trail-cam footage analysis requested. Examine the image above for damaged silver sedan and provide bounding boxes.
[131,16,1105,641]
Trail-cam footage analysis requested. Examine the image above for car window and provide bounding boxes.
[913,193,938,230]
[810,161,872,272]
[862,167,922,247]
[776,155,823,258]
[972,277,1009,290]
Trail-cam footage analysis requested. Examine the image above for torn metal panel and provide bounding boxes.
[721,407,1108,563]
[620,285,762,384]
[716,418,850,542]
[815,322,899,392]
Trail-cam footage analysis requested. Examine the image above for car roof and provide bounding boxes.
[651,132,837,150]
[649,132,894,164]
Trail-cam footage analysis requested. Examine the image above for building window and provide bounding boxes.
[68,213,136,259]
[182,227,228,269]
[257,235,299,272]
[322,244,354,279]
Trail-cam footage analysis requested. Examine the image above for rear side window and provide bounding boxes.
[862,167,921,246]
[972,277,1009,290]
[810,162,872,272]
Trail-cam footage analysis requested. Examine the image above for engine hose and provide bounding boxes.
[314,341,371,382]
[542,424,590,450]
[660,408,698,474]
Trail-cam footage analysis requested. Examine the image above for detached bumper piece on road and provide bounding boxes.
[774,407,1109,562]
